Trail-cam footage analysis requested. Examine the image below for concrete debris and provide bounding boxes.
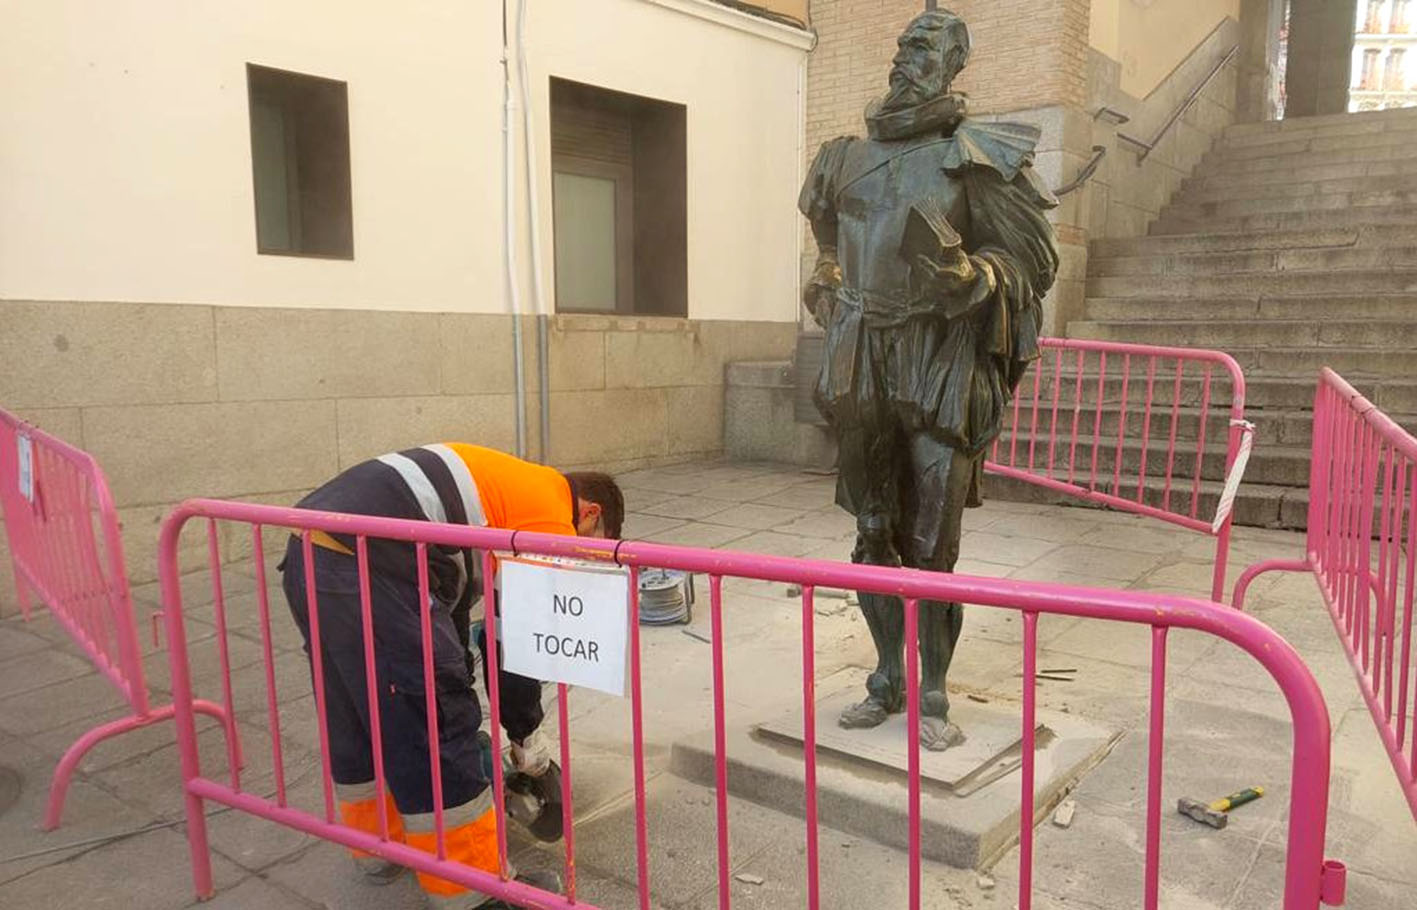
[976,873,995,890]
[734,873,765,886]
[1052,798,1076,828]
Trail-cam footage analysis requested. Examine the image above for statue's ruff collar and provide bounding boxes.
[865,92,966,141]
[864,92,1044,184]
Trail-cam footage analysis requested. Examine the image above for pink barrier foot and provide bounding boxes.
[1231,558,1310,612]
[44,712,161,830]
[43,702,242,830]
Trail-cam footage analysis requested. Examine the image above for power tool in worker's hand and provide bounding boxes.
[475,730,564,842]
[504,759,564,842]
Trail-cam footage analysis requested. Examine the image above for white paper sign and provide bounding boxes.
[500,557,631,697]
[16,434,34,504]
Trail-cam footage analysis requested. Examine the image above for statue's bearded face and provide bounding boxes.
[883,15,967,114]
[885,21,949,110]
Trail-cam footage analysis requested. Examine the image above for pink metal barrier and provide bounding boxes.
[1234,368,1417,822]
[988,338,1251,602]
[0,409,239,829]
[161,498,1345,908]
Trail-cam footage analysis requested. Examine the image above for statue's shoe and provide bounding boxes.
[838,697,891,729]
[920,717,965,752]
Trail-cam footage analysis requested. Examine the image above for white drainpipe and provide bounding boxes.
[502,0,528,458]
[517,0,553,463]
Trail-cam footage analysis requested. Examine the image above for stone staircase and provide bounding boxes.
[1050,108,1417,530]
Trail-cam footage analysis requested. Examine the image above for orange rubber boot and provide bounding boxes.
[404,804,504,907]
[337,784,406,882]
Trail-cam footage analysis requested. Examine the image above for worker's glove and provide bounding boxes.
[510,728,553,778]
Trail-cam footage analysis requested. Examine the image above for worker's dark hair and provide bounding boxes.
[565,471,625,539]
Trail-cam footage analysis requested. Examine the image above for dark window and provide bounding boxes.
[550,78,686,317]
[246,64,353,259]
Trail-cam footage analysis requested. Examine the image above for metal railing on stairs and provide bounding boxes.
[1118,44,1240,162]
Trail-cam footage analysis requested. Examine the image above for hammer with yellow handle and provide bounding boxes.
[1176,787,1264,829]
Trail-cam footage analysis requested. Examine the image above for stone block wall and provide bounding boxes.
[0,301,794,587]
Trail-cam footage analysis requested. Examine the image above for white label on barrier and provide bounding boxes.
[500,557,631,697]
[16,434,34,504]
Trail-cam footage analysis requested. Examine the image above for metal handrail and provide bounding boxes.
[1053,145,1107,197]
[1118,43,1239,161]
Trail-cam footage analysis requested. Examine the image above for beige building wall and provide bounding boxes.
[0,0,809,587]
[522,0,809,324]
[0,0,808,322]
[1089,0,1243,96]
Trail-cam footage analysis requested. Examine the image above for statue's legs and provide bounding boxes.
[835,423,907,729]
[898,432,976,748]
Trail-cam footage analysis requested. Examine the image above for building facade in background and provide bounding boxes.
[1351,0,1417,109]
[0,0,809,582]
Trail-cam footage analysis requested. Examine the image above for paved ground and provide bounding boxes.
[0,459,1412,908]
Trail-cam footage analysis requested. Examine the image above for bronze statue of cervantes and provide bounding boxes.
[799,8,1059,748]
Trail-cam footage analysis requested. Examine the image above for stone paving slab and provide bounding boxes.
[0,458,1413,908]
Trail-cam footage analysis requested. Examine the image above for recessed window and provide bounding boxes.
[246,64,353,259]
[550,78,686,316]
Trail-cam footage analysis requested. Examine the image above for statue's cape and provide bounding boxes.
[944,120,1053,193]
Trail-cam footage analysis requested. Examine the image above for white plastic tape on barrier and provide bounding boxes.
[1212,420,1256,533]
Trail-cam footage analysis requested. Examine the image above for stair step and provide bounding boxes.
[1086,269,1417,298]
[1076,405,1316,448]
[1088,245,1417,277]
[1032,368,1417,414]
[1182,158,1417,192]
[1205,141,1417,175]
[1244,376,1417,411]
[1163,188,1417,221]
[1152,204,1417,236]
[1206,126,1417,162]
[1214,346,1409,378]
[982,472,1309,530]
[994,431,1310,485]
[1220,119,1417,150]
[1069,318,1417,349]
[1049,342,1413,379]
[1019,392,1386,448]
[1084,294,1417,321]
[1092,226,1417,258]
[1025,378,1417,450]
[1225,107,1417,138]
[1177,173,1417,206]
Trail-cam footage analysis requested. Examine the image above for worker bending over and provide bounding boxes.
[279,443,624,908]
